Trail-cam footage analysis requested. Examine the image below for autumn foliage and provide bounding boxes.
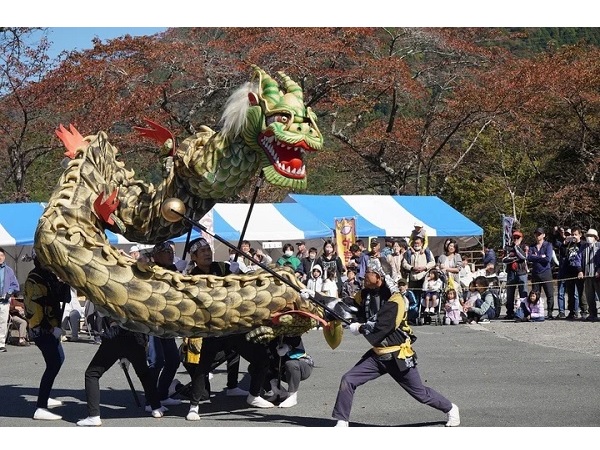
[1,27,599,246]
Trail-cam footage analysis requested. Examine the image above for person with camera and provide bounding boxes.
[502,230,528,320]
[0,247,20,352]
[23,251,71,420]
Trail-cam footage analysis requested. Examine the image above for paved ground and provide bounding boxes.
[1,311,599,436]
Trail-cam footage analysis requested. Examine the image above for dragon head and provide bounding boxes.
[225,65,323,190]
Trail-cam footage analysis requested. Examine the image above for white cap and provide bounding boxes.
[130,245,140,253]
[413,221,423,228]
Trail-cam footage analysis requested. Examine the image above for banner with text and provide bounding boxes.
[335,217,357,265]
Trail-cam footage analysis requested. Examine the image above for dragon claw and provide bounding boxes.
[56,124,87,159]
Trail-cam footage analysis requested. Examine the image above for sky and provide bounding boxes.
[44,28,167,59]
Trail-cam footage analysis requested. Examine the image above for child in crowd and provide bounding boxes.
[321,270,339,298]
[443,288,462,325]
[464,276,496,324]
[515,291,545,322]
[462,281,481,323]
[422,270,443,313]
[341,267,361,304]
[306,265,323,294]
[398,279,419,325]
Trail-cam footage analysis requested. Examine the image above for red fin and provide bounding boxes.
[55,124,86,159]
[133,118,174,151]
[93,190,119,226]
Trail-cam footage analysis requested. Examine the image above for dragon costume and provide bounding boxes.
[34,65,344,346]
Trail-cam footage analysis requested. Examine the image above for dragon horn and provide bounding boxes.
[278,71,304,103]
[251,64,280,112]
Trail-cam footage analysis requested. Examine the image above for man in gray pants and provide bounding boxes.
[331,258,460,427]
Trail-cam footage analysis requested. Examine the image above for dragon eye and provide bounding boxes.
[266,113,291,125]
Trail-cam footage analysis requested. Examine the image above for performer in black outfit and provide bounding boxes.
[331,258,460,427]
[183,238,273,421]
[76,316,164,426]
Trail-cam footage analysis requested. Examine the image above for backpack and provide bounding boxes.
[490,290,501,319]
[404,247,434,265]
[566,244,581,268]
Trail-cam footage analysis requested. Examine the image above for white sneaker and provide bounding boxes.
[76,416,102,426]
[152,407,168,418]
[279,392,297,408]
[335,420,349,427]
[246,395,275,408]
[186,405,200,421]
[226,387,249,397]
[145,405,168,413]
[444,317,451,326]
[33,408,62,421]
[445,403,460,427]
[47,398,63,407]
[160,397,182,406]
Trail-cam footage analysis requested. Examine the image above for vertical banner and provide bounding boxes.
[502,215,516,249]
[335,217,357,265]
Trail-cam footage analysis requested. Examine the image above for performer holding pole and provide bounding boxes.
[76,315,164,426]
[162,198,354,325]
[331,258,460,427]
[23,251,70,421]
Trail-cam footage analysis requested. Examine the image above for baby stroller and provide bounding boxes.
[416,269,447,326]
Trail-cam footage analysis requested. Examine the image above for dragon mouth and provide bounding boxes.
[259,132,312,179]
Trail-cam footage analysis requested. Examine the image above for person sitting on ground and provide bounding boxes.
[422,270,443,314]
[462,280,481,322]
[463,276,496,324]
[443,288,462,325]
[515,290,545,322]
[263,335,314,408]
[9,293,30,346]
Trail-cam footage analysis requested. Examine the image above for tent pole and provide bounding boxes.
[236,171,264,249]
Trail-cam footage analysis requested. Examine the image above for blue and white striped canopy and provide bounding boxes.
[0,201,333,247]
[285,194,483,239]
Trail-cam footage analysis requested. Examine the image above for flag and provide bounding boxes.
[335,218,356,264]
[502,215,516,248]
